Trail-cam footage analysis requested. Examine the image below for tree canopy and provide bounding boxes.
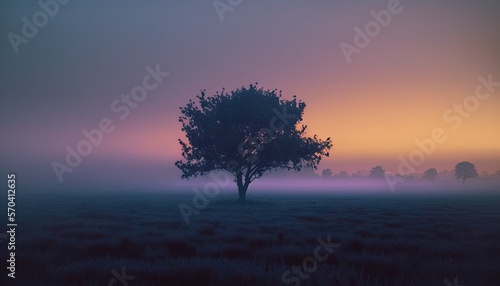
[175,84,332,201]
[369,166,385,179]
[322,169,333,178]
[454,161,478,185]
[422,168,438,183]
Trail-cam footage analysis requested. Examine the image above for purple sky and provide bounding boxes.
[1,0,499,191]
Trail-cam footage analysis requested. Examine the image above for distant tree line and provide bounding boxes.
[320,161,493,185]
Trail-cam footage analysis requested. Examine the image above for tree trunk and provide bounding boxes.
[238,186,247,203]
[462,177,466,186]
[236,173,250,203]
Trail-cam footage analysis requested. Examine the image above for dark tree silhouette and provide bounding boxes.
[322,169,332,178]
[175,84,332,202]
[369,166,385,179]
[422,168,438,183]
[454,161,478,185]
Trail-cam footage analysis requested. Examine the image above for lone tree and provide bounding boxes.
[422,168,438,183]
[454,161,478,185]
[175,84,332,202]
[369,166,385,179]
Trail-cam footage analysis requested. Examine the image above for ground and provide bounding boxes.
[1,189,499,286]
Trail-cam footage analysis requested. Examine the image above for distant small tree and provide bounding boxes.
[322,169,332,178]
[454,161,478,185]
[334,171,349,178]
[422,168,438,183]
[369,166,385,179]
[494,170,500,178]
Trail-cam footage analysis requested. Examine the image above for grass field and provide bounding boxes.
[1,187,500,286]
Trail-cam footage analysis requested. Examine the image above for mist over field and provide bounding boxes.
[1,184,500,286]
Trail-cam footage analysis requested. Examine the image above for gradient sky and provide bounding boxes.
[1,0,499,190]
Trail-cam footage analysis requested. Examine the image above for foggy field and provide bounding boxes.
[2,190,500,286]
